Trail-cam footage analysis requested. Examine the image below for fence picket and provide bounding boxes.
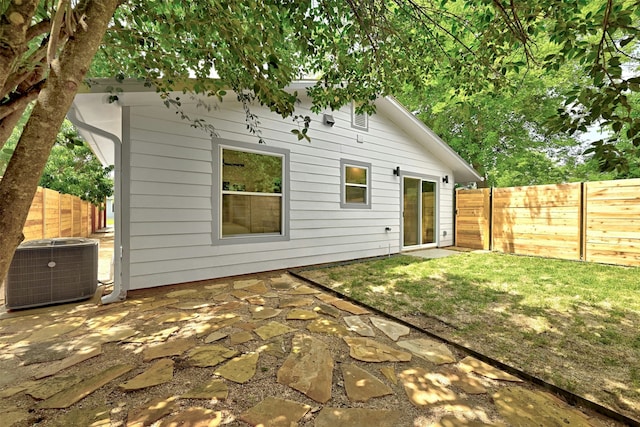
[455,178,640,267]
[23,187,101,240]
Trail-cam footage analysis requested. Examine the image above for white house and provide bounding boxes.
[69,79,480,302]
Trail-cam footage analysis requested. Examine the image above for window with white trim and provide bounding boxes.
[221,147,283,237]
[340,159,371,209]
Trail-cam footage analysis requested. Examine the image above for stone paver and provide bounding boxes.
[19,340,74,365]
[433,416,498,427]
[155,311,196,324]
[171,301,215,310]
[34,346,102,379]
[341,363,393,402]
[286,308,319,320]
[279,297,314,308]
[330,299,370,315]
[72,326,136,349]
[203,331,228,343]
[436,367,487,394]
[215,352,259,383]
[239,396,311,427]
[137,299,179,312]
[343,315,376,337]
[143,338,196,362]
[50,405,111,427]
[127,396,178,427]
[493,387,593,426]
[0,262,622,427]
[399,367,463,408]
[315,293,339,303]
[380,366,398,385]
[119,359,174,391]
[0,408,30,426]
[315,407,402,427]
[250,306,282,320]
[459,356,523,382]
[165,289,198,298]
[307,317,350,336]
[85,309,129,330]
[315,303,342,318]
[229,330,254,345]
[277,333,333,403]
[181,379,228,399]
[26,316,86,343]
[254,321,296,340]
[284,285,321,295]
[158,407,222,427]
[397,338,456,365]
[188,345,238,367]
[343,336,412,362]
[27,375,82,400]
[39,364,133,409]
[0,383,35,398]
[370,316,410,341]
[233,279,263,289]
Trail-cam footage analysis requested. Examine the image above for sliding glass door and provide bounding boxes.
[403,176,437,248]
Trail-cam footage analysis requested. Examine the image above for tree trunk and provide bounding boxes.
[0,0,120,284]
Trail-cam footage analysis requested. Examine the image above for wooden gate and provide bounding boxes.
[455,188,490,250]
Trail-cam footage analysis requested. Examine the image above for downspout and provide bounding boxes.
[67,107,127,304]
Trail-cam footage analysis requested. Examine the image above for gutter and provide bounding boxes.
[67,107,127,304]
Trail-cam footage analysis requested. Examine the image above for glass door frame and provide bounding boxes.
[400,172,439,250]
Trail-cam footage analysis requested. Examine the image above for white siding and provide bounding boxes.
[125,95,455,289]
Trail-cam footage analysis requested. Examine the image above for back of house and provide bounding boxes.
[71,80,480,291]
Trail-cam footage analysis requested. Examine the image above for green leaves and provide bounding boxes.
[39,121,114,205]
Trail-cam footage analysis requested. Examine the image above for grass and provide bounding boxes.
[300,252,640,420]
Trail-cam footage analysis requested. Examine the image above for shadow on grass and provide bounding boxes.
[300,254,640,420]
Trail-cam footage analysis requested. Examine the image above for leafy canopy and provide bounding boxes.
[39,121,114,206]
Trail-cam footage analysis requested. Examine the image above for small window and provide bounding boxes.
[221,148,283,237]
[351,102,368,131]
[340,159,371,209]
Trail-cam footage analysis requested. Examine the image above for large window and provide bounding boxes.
[218,143,288,241]
[340,159,371,209]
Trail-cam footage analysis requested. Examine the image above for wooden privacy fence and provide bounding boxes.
[455,178,640,267]
[23,187,105,241]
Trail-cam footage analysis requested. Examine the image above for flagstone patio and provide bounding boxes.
[0,235,623,426]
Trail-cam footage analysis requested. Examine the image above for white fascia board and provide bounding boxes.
[375,96,482,183]
[70,92,122,166]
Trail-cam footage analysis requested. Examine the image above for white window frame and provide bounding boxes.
[340,159,372,209]
[213,139,290,245]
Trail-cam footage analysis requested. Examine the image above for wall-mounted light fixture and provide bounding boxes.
[323,114,335,127]
[442,175,449,184]
[393,166,400,176]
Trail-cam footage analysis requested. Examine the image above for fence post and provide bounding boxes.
[580,182,586,261]
[489,187,494,251]
[57,190,61,237]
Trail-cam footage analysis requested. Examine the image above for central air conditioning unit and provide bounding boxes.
[5,238,99,310]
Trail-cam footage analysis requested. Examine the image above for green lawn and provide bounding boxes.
[299,252,640,420]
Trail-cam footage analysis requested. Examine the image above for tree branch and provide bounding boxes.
[1,46,48,100]
[0,81,45,121]
[0,0,41,92]
[0,105,27,153]
[26,19,52,42]
[48,0,70,66]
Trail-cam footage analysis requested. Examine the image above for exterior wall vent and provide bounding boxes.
[351,102,369,131]
[5,238,98,310]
